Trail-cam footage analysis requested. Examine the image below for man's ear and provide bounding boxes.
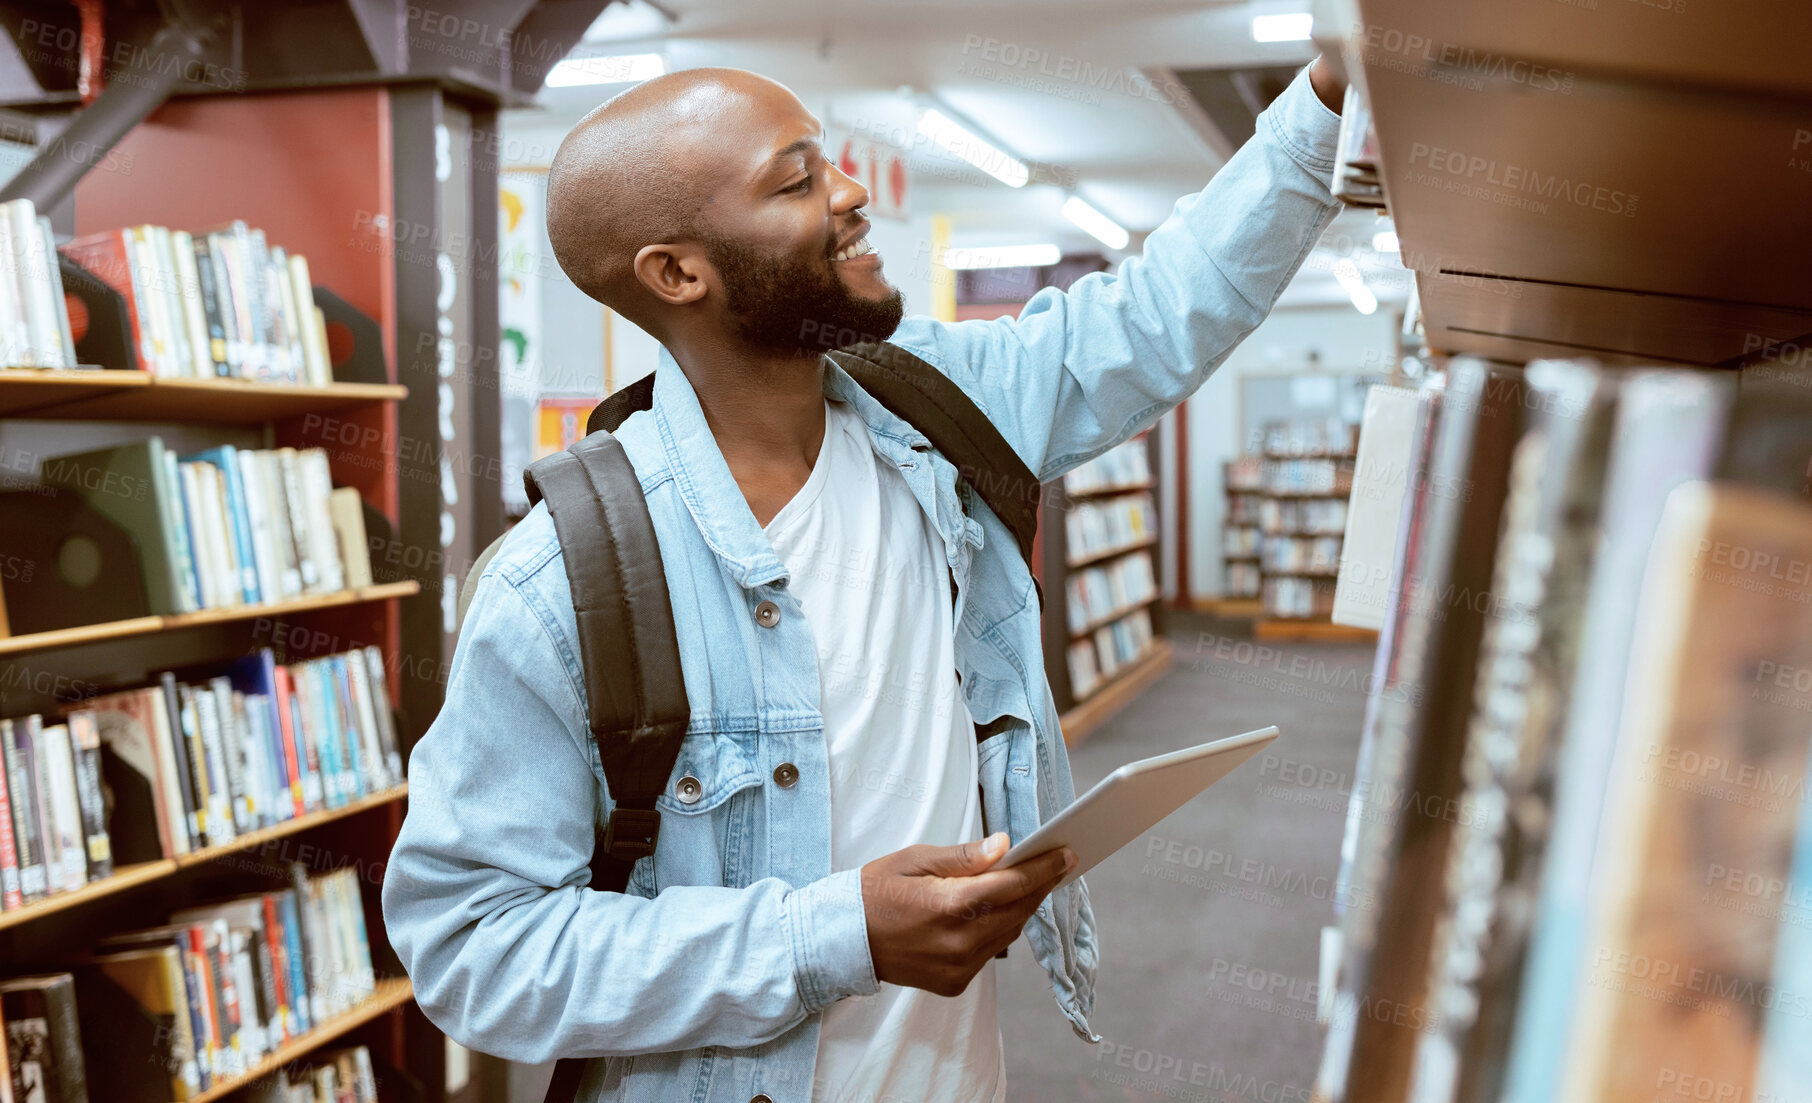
[632,243,710,307]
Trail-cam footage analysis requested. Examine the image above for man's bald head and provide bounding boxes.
[545,68,807,328]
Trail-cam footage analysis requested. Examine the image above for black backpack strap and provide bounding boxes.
[522,432,690,890]
[586,370,656,436]
[827,341,1041,567]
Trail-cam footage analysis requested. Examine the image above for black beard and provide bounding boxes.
[703,233,905,356]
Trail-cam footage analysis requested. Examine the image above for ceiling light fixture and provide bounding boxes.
[1373,229,1400,253]
[1062,196,1130,251]
[545,51,666,88]
[1251,13,1314,42]
[1333,258,1379,315]
[943,244,1063,270]
[916,108,1030,188]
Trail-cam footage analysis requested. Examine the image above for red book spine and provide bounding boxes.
[261,892,293,1042]
[274,666,305,818]
[187,925,222,1077]
[0,751,22,910]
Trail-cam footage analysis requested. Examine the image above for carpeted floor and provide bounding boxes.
[998,613,1379,1103]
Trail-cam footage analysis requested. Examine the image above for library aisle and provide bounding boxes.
[0,1,1807,1102]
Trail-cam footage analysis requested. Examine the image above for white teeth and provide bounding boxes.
[834,238,873,261]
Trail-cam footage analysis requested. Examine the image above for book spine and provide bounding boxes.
[209,922,243,1074]
[182,686,229,847]
[12,200,62,367]
[158,673,204,851]
[273,667,305,819]
[45,976,88,1103]
[277,450,319,592]
[329,657,366,799]
[41,725,88,891]
[157,448,202,614]
[287,864,324,1026]
[181,928,217,1088]
[204,680,251,833]
[38,217,75,368]
[0,729,21,909]
[1,720,46,901]
[261,894,294,1043]
[277,889,311,1035]
[170,229,212,377]
[191,236,230,375]
[212,450,261,604]
[64,711,113,882]
[248,925,282,1051]
[236,451,281,607]
[361,648,402,785]
[0,206,27,366]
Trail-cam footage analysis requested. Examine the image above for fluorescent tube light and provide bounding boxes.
[1251,13,1314,42]
[1333,259,1378,315]
[1373,230,1400,253]
[916,108,1030,188]
[944,244,1063,270]
[545,52,666,88]
[1062,196,1130,251]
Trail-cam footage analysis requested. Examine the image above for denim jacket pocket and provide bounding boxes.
[642,728,764,891]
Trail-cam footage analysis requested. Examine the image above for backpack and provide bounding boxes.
[454,342,1041,1102]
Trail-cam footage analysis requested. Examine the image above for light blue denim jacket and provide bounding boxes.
[383,68,1339,1103]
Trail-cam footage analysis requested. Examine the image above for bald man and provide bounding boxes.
[385,57,1347,1103]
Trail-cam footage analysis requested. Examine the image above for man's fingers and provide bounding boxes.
[910,833,1010,878]
[961,846,1074,904]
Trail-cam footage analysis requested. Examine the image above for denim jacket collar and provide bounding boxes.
[648,347,943,592]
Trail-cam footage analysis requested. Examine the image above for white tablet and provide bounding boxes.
[996,726,1279,889]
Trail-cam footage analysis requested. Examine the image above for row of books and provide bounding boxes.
[40,440,372,617]
[92,646,403,867]
[0,865,378,1102]
[1258,496,1347,535]
[62,221,333,384]
[1065,608,1156,699]
[244,1045,380,1103]
[1226,456,1265,493]
[0,645,400,911]
[1064,492,1154,562]
[1225,562,1261,599]
[1066,550,1156,634]
[1317,358,1812,1103]
[1260,534,1342,574]
[1063,437,1151,495]
[1260,416,1358,457]
[0,198,76,369]
[1262,575,1333,619]
[1227,492,1262,524]
[1261,456,1354,496]
[1223,525,1260,556]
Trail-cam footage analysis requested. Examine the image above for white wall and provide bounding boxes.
[1184,305,1401,600]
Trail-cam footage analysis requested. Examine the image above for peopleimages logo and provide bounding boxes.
[1407,143,1639,217]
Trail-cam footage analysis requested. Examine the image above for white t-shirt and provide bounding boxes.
[763,398,1005,1103]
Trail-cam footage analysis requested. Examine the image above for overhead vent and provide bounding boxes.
[1173,65,1300,148]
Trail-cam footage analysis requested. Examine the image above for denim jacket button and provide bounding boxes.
[773,762,799,788]
[754,600,781,628]
[675,775,703,804]
[750,1095,774,1103]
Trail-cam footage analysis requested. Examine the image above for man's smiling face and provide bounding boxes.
[691,82,905,354]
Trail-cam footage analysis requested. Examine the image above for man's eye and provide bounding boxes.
[785,177,811,193]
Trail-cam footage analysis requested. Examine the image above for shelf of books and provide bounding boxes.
[0,87,470,1103]
[1205,455,1266,618]
[1249,418,1375,642]
[1041,434,1173,745]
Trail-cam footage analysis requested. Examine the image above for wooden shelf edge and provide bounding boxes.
[1069,595,1160,639]
[0,787,408,933]
[0,582,420,657]
[188,977,415,1103]
[1192,598,1265,617]
[1066,536,1158,570]
[1064,479,1155,498]
[1062,639,1175,747]
[1253,619,1378,643]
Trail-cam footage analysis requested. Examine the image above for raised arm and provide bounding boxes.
[379,565,876,1062]
[888,63,1343,481]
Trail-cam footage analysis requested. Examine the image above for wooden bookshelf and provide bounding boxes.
[189,977,416,1103]
[1221,456,1264,611]
[1060,639,1175,747]
[0,369,407,422]
[1255,438,1357,631]
[0,581,420,657]
[0,786,408,933]
[1042,434,1169,721]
